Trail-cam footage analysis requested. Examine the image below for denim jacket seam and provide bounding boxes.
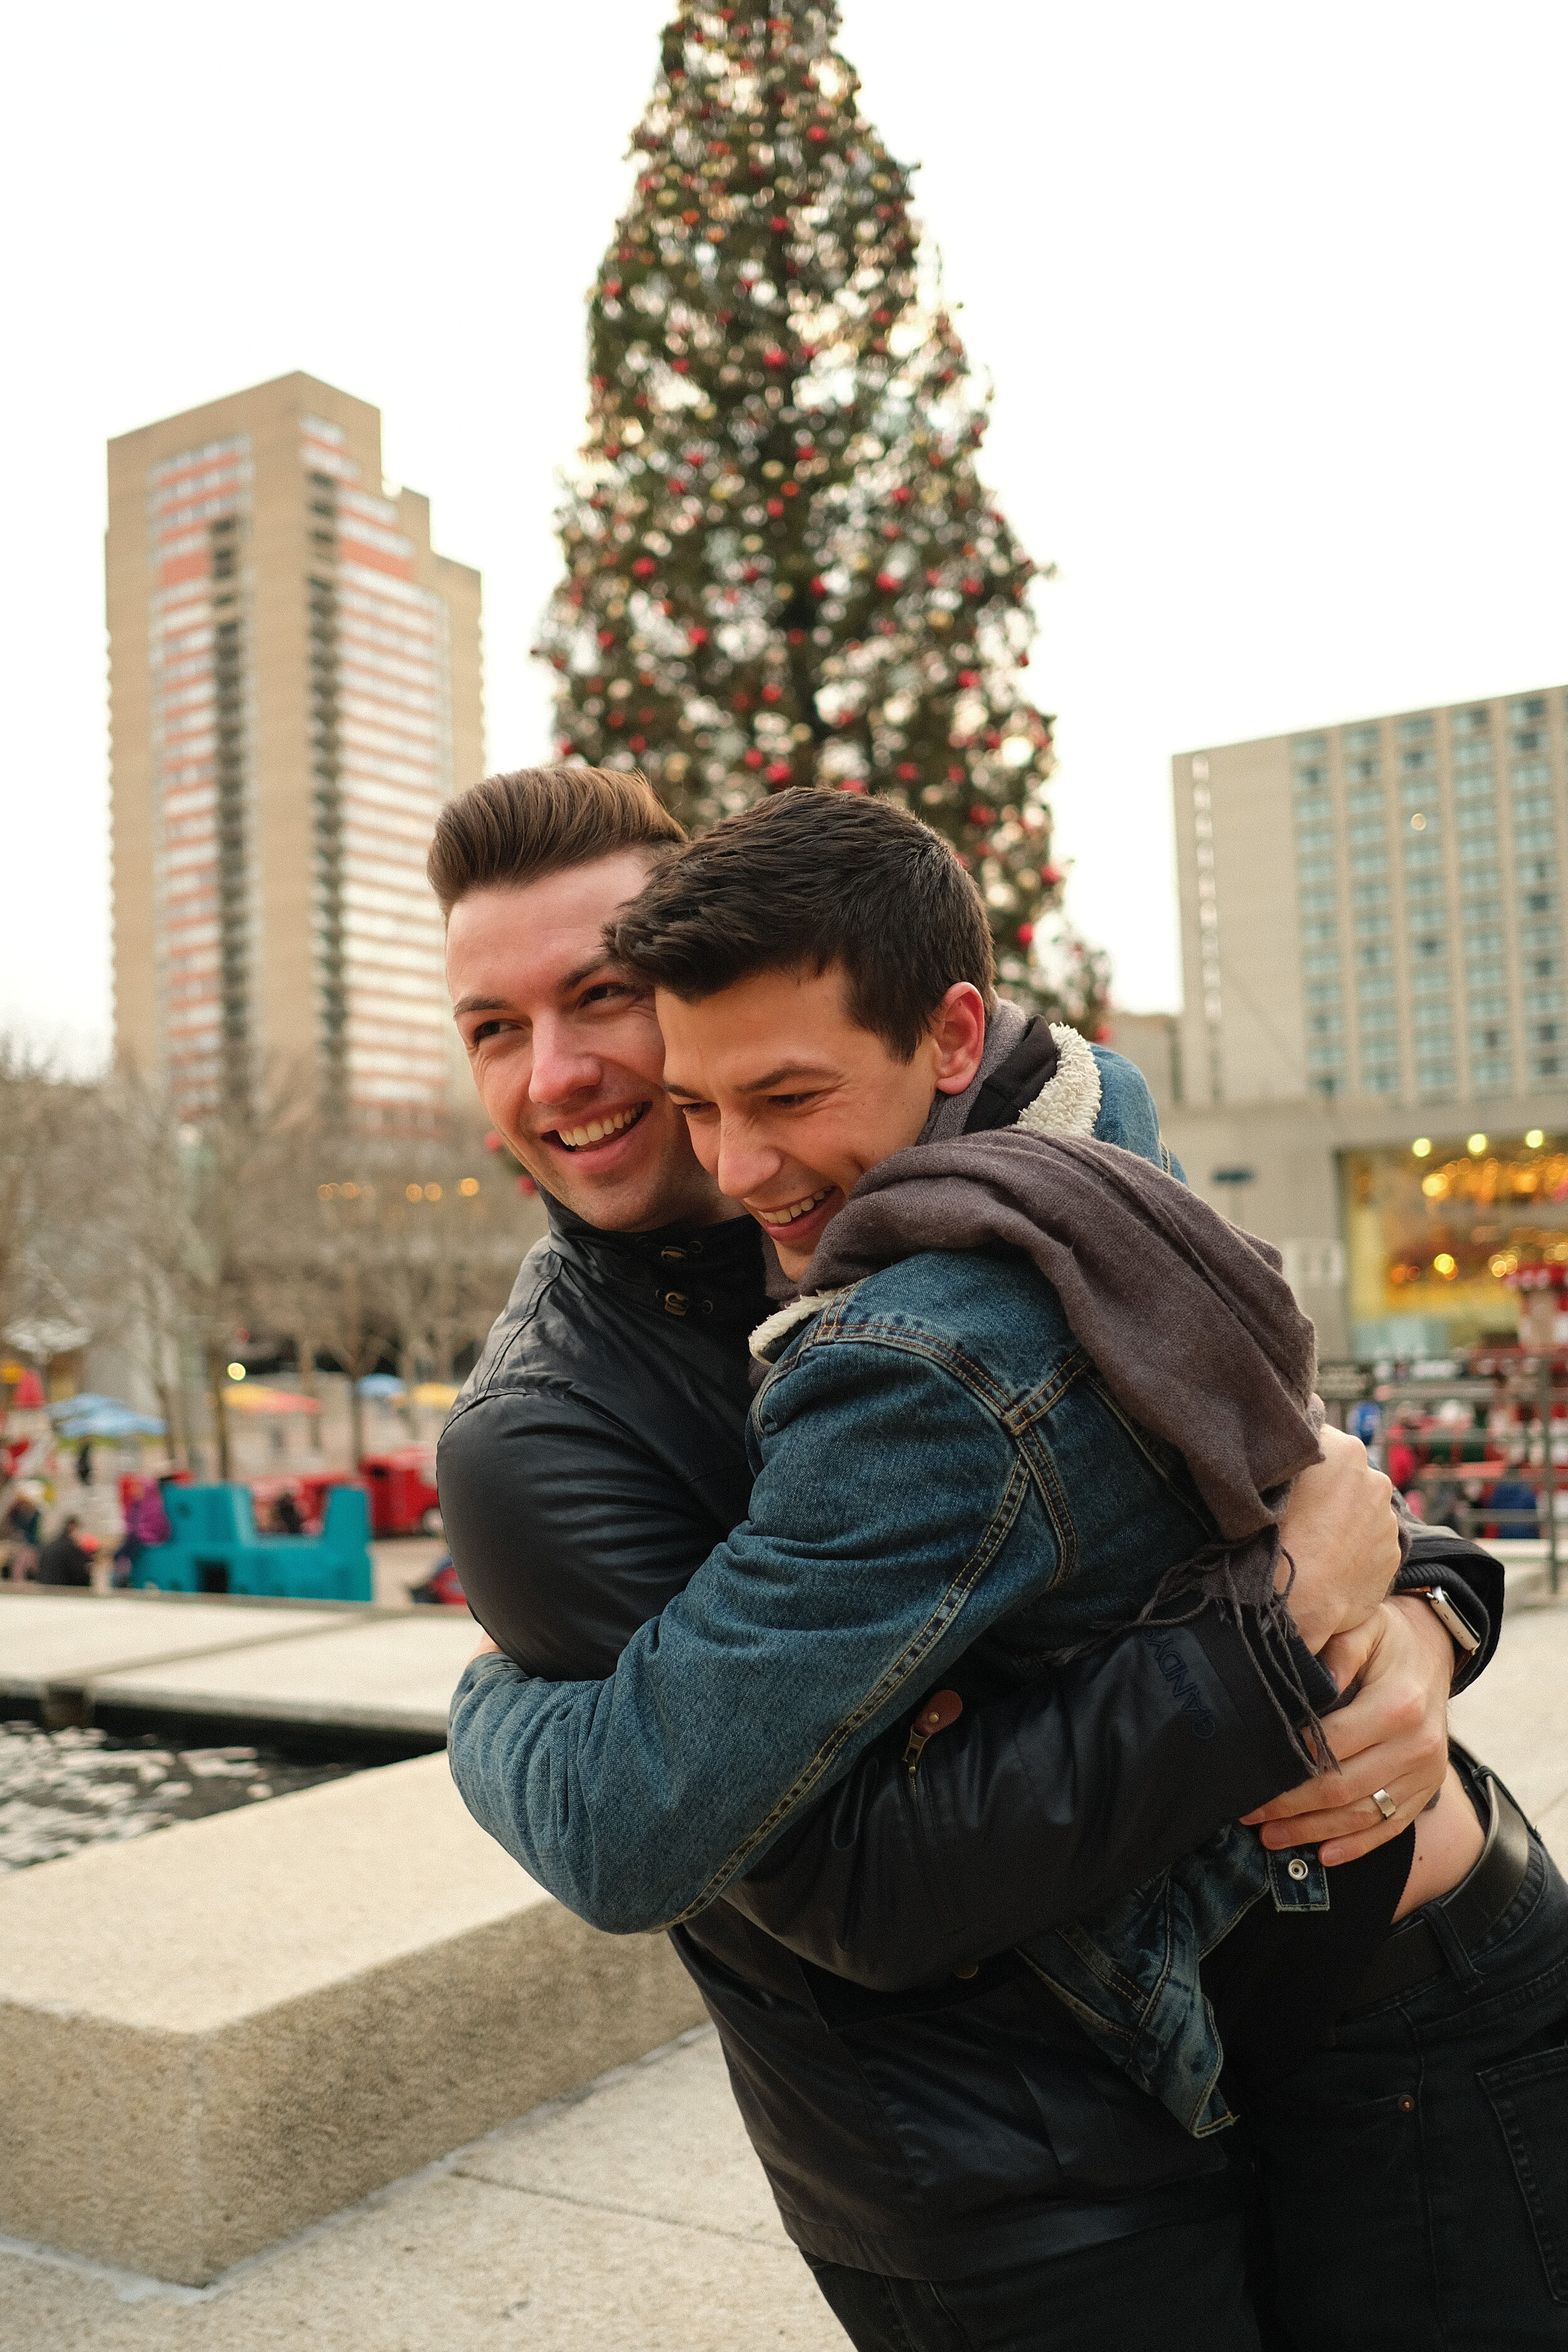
[663,1454,1036,1926]
[818,1318,1017,1418]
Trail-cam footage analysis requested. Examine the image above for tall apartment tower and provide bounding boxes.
[109,373,482,1130]
[1175,686,1566,1111]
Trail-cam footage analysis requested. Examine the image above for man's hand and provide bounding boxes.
[1241,1596,1452,1862]
[1276,1424,1401,1653]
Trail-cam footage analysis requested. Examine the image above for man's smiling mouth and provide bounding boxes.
[548,1103,649,1152]
[753,1187,834,1228]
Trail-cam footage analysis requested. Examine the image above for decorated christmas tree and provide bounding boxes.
[538,0,1109,1023]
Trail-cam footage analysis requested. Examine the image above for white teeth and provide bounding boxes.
[558,1106,642,1150]
[761,1189,831,1226]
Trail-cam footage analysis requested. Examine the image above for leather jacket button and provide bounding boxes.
[1287,1858,1310,1882]
[663,1291,689,1316]
[659,1246,686,1261]
[953,1963,979,1980]
[699,1298,713,1315]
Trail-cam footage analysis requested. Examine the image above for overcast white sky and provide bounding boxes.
[5,1,1567,1065]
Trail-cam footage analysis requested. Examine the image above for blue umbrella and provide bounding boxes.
[53,1402,166,1440]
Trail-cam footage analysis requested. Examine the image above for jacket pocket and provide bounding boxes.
[1480,2042,1568,2301]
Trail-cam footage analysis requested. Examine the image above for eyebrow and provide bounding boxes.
[665,1062,840,1098]
[452,958,628,1020]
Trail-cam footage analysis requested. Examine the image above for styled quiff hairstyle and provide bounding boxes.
[610,788,997,1062]
[426,765,686,916]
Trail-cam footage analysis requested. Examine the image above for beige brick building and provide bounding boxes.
[109,373,482,1130]
[1110,687,1568,1358]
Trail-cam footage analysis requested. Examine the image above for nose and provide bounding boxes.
[712,1114,786,1207]
[528,1014,603,1111]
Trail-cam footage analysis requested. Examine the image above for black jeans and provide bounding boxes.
[805,2206,1262,2351]
[1244,1818,1568,2349]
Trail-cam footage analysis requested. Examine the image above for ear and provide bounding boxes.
[930,982,988,1096]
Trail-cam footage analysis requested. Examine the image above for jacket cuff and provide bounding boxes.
[1392,1536,1502,1692]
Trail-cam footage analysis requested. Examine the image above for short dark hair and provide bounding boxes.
[609,789,996,1061]
[426,765,685,917]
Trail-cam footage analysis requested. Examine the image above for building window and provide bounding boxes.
[1401,748,1434,772]
[1471,1059,1513,1093]
[1361,1066,1401,1095]
[1450,707,1491,737]
[1346,756,1381,781]
[1510,696,1547,724]
[1532,1053,1564,1078]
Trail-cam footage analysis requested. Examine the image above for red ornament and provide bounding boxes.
[766,761,792,782]
[763,346,788,368]
[761,682,783,702]
[632,556,656,577]
[1041,865,1064,886]
[875,570,900,592]
[769,215,790,231]
[598,628,615,647]
[897,763,918,781]
[957,669,979,687]
[766,497,785,516]
[1017,923,1035,946]
[807,125,828,142]
[629,736,647,752]
[961,577,983,596]
[672,358,691,373]
[839,778,867,795]
[689,625,709,645]
[744,748,765,768]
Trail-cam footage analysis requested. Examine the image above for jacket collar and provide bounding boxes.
[544,1191,767,1325]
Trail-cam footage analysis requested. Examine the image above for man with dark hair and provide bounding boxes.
[435,772,1484,2346]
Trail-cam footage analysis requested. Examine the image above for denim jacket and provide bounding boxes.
[448,1046,1306,2138]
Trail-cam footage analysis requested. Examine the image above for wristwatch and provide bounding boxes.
[1401,1583,1483,1660]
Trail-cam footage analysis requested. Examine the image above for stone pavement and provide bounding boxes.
[0,2030,846,2352]
[4,1591,1567,2351]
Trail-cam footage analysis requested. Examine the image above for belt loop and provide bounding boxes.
[1423,1897,1485,1994]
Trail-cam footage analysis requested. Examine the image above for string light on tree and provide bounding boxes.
[536,0,1109,1026]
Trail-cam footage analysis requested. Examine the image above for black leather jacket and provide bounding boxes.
[440,1172,1500,2275]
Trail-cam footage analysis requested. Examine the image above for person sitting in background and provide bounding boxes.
[3,1483,44,1580]
[114,1475,172,1584]
[272,1490,305,1535]
[36,1517,98,1586]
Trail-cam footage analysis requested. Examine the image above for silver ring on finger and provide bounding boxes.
[1370,1787,1398,1821]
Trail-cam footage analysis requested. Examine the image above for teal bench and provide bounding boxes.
[130,1483,373,1603]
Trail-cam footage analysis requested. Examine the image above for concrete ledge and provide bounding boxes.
[0,1754,705,2284]
[0,1588,475,1740]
